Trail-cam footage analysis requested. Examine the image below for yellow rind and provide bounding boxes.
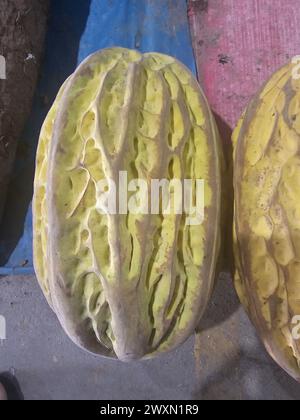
[33,79,70,307]
[33,48,222,361]
[233,60,300,381]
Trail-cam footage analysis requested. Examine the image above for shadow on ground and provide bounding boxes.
[193,350,300,400]
[199,112,239,331]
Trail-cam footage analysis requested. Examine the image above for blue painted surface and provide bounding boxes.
[0,0,196,275]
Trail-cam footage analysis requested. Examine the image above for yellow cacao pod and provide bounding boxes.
[233,61,300,380]
[33,47,222,361]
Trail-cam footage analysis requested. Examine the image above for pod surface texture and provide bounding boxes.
[233,61,300,380]
[33,48,222,361]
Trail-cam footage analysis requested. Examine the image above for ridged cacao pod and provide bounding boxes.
[233,61,300,380]
[33,47,222,361]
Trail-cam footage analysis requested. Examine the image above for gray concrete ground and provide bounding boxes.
[0,273,300,400]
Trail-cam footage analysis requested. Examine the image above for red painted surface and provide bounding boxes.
[188,0,300,130]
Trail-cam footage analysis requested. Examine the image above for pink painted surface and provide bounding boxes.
[188,0,300,130]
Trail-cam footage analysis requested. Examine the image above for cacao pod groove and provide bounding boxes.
[33,48,222,361]
[233,61,300,381]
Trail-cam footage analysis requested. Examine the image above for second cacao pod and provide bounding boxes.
[233,61,300,381]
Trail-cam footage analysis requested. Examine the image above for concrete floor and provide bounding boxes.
[0,273,300,400]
